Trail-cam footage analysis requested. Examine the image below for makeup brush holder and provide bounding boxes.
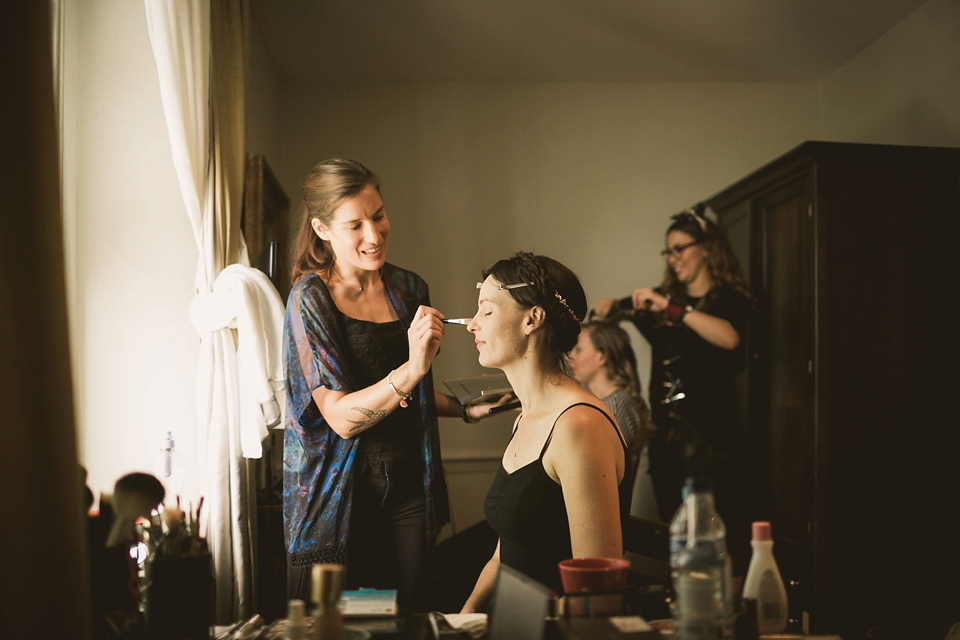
[145,549,214,640]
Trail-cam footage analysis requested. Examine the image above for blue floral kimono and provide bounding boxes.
[282,263,449,569]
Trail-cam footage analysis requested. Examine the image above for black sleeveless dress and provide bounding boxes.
[483,403,632,595]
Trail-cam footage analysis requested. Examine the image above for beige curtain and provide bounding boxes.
[145,0,251,623]
[0,2,91,637]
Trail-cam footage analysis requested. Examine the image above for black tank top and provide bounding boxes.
[483,402,632,595]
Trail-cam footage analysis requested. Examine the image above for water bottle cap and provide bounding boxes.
[752,521,772,541]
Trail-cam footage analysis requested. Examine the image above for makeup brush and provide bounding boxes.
[105,472,165,548]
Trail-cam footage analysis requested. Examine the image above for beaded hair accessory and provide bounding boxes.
[553,291,579,321]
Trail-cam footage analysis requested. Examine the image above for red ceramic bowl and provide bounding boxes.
[558,556,631,594]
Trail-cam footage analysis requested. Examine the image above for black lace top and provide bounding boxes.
[338,311,422,476]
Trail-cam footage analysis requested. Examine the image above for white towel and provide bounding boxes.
[190,264,286,458]
[439,613,487,639]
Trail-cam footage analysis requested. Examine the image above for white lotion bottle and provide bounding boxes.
[742,521,789,634]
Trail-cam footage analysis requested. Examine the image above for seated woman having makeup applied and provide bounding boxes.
[460,253,632,612]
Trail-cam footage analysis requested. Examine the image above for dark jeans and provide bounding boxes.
[346,466,429,610]
[285,465,430,609]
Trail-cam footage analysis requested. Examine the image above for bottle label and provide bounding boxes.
[674,619,725,640]
[675,569,726,626]
[669,539,686,566]
[756,568,787,633]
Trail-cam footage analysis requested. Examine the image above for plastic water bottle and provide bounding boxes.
[669,479,732,614]
[668,482,691,565]
[741,521,788,634]
[671,477,733,639]
[668,480,690,620]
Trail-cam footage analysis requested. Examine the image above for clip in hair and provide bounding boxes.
[671,203,709,232]
[477,281,534,291]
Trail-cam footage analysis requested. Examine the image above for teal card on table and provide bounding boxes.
[339,588,399,617]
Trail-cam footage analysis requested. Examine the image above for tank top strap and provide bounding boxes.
[509,413,523,438]
[539,402,627,459]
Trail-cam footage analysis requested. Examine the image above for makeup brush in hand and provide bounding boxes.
[105,472,165,548]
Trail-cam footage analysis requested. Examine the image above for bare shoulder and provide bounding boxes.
[554,402,616,438]
[548,401,623,459]
[544,401,625,483]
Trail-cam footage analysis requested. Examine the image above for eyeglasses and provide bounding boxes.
[660,240,701,259]
[477,281,534,290]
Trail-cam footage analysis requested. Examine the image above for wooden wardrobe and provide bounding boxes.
[706,141,960,638]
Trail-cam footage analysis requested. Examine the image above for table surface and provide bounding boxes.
[219,614,847,640]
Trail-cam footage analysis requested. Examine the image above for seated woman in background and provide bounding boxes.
[460,252,631,612]
[567,320,659,521]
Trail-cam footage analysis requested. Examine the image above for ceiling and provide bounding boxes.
[250,0,928,83]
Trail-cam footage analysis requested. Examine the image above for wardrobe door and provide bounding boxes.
[716,199,752,433]
[753,173,822,630]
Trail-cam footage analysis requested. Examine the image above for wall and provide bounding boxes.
[63,0,200,503]
[246,22,283,168]
[819,0,960,147]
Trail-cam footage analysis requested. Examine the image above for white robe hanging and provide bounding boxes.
[189,264,285,459]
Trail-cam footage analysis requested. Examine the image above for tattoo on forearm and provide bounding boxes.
[347,407,387,433]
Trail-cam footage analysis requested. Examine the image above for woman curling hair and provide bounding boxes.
[593,204,755,571]
[282,159,501,610]
[461,252,632,612]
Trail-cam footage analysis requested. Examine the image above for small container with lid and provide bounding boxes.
[284,599,308,640]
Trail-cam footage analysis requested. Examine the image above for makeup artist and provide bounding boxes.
[282,159,502,610]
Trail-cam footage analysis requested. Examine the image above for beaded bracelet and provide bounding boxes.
[387,369,412,408]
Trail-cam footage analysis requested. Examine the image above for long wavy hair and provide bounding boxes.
[580,320,642,399]
[660,203,752,303]
[580,320,655,433]
[289,159,381,285]
[482,252,587,372]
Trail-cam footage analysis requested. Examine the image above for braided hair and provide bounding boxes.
[482,252,587,370]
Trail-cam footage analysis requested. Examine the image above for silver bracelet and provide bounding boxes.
[387,369,412,408]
